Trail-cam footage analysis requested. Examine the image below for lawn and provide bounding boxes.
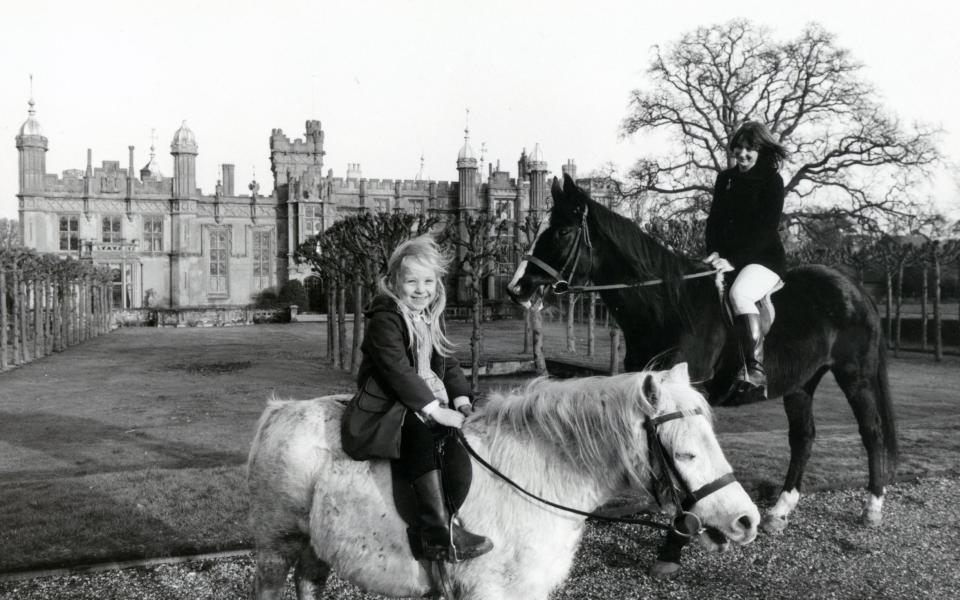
[1,321,959,573]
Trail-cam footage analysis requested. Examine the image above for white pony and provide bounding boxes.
[247,364,759,599]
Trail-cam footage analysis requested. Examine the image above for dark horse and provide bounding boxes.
[507,174,897,578]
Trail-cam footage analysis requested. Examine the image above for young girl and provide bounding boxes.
[342,234,493,562]
[704,121,789,402]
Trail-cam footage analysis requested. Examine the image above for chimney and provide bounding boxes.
[221,164,235,196]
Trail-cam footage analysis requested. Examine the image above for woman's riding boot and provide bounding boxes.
[412,470,493,562]
[733,313,767,401]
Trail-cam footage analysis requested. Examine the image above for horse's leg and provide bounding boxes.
[294,543,331,600]
[648,529,691,580]
[252,535,303,600]
[762,367,827,534]
[831,362,891,527]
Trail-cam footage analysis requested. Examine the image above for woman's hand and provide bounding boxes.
[703,252,734,273]
[430,407,466,429]
[457,404,474,417]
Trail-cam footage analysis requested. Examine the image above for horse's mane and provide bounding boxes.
[575,196,701,325]
[477,372,711,487]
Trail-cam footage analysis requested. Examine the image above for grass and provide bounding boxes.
[2,321,960,573]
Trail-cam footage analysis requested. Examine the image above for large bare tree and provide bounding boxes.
[621,20,940,230]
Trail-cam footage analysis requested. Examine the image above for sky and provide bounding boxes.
[1,0,958,221]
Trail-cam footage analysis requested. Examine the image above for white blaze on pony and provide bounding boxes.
[246,364,759,600]
[507,215,552,309]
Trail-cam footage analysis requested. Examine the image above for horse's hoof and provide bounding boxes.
[648,560,682,580]
[760,514,789,534]
[861,507,882,528]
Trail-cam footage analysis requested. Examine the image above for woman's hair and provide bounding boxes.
[728,121,788,170]
[379,234,456,357]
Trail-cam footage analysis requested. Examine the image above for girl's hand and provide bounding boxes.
[457,404,474,417]
[703,253,734,273]
[431,407,466,429]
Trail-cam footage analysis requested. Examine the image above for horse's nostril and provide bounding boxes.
[737,514,755,531]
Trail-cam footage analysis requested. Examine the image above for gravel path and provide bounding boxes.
[2,476,958,600]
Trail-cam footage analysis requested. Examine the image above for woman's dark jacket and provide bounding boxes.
[705,166,786,277]
[342,295,471,459]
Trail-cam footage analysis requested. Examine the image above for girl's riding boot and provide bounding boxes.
[413,469,493,562]
[733,313,767,401]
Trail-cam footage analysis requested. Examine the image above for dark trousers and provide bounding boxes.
[393,412,444,480]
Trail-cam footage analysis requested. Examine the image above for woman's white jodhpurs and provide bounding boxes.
[729,264,782,315]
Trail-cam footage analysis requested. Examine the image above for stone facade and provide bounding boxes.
[16,99,615,310]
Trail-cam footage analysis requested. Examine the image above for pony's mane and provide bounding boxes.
[477,372,711,486]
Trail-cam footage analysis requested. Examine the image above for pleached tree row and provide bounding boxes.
[0,246,114,372]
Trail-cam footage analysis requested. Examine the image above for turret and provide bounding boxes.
[456,112,478,210]
[16,95,48,194]
[170,120,198,199]
[527,143,548,211]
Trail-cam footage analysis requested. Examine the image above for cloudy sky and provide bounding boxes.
[1,0,957,220]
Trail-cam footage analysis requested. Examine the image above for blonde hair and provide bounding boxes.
[379,235,456,357]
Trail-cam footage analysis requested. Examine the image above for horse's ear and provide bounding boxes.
[641,373,660,408]
[562,172,587,215]
[551,176,562,201]
[664,362,690,386]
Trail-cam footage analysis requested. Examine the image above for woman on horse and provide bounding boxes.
[342,234,493,562]
[704,121,788,402]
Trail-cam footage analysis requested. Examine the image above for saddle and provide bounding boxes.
[390,431,473,560]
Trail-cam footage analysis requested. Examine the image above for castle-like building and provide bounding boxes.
[15,97,614,310]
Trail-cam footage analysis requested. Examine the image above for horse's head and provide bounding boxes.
[507,174,593,308]
[639,363,760,550]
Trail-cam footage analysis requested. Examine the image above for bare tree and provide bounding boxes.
[622,20,940,230]
[441,213,511,395]
[516,213,547,374]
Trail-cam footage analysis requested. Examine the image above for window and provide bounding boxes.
[143,216,163,252]
[375,198,390,213]
[410,199,424,214]
[253,229,272,290]
[59,215,79,251]
[109,264,122,308]
[102,216,122,244]
[209,230,228,295]
[302,205,321,241]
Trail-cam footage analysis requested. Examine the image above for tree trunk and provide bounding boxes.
[11,265,20,365]
[33,279,42,359]
[565,294,577,353]
[884,271,893,348]
[921,265,928,351]
[609,326,621,375]
[327,283,336,364]
[351,281,363,377]
[522,309,530,353]
[0,268,7,370]
[337,283,347,371]
[933,255,942,362]
[530,305,546,375]
[587,293,596,357]
[471,281,483,397]
[52,279,62,352]
[894,261,904,357]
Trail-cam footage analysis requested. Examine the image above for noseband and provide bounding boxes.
[457,407,738,538]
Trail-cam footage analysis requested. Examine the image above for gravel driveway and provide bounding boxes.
[2,476,958,600]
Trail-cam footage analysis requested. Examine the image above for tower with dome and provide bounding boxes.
[15,99,614,313]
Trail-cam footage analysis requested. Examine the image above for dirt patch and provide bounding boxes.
[166,361,253,375]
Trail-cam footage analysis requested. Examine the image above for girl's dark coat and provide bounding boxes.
[705,166,786,277]
[341,295,471,460]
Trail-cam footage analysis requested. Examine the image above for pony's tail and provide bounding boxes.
[874,341,898,483]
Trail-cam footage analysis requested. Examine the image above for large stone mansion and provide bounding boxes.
[15,97,614,310]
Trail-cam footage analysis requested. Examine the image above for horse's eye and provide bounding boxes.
[675,452,696,461]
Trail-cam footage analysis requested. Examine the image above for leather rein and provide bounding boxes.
[522,205,722,295]
[455,407,738,538]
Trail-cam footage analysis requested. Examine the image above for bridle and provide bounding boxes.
[521,204,721,295]
[456,406,738,538]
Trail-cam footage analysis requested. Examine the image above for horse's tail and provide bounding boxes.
[874,340,899,483]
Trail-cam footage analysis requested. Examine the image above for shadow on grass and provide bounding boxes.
[0,410,244,482]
